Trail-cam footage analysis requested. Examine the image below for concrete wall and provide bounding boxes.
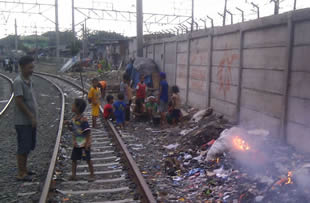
[287,20,310,152]
[129,8,310,153]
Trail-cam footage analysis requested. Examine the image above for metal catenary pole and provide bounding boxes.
[191,0,194,31]
[136,0,143,57]
[72,0,75,54]
[223,0,228,26]
[14,18,17,52]
[55,0,59,57]
[55,0,60,63]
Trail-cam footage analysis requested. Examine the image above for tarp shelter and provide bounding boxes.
[130,57,160,88]
[60,55,80,72]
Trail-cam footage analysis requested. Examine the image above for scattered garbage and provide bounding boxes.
[163,143,179,150]
[205,127,246,161]
[190,108,213,123]
[213,166,232,179]
[57,71,310,202]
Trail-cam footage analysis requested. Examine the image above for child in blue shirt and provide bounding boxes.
[113,93,126,128]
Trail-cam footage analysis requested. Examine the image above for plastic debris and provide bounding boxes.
[163,143,179,150]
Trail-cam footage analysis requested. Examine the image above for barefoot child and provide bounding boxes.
[66,98,94,181]
[146,96,158,121]
[171,85,182,125]
[88,78,101,128]
[113,93,126,128]
[136,74,146,103]
[103,95,114,120]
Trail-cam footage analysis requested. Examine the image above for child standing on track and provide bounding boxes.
[120,73,131,121]
[103,95,114,120]
[66,98,94,181]
[88,78,101,128]
[113,93,126,128]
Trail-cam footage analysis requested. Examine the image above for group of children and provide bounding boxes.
[105,71,182,127]
[65,71,182,180]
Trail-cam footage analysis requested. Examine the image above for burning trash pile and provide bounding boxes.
[157,109,310,202]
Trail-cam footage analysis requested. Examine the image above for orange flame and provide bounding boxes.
[232,136,250,151]
[285,171,293,184]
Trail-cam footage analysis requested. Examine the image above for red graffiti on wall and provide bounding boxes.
[217,53,239,97]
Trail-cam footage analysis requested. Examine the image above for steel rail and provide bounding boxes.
[35,71,156,203]
[33,74,65,203]
[0,73,14,116]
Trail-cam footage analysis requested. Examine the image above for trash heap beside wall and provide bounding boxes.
[128,8,310,153]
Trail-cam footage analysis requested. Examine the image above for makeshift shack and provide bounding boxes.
[131,57,160,88]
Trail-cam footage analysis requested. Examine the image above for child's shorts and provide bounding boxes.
[71,147,91,161]
[92,105,100,117]
[171,109,181,121]
[116,117,125,125]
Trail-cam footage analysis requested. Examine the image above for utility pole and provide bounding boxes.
[14,18,18,52]
[191,0,194,31]
[55,0,60,60]
[72,0,75,55]
[82,23,85,58]
[293,0,297,10]
[35,25,38,60]
[223,0,228,26]
[136,0,143,57]
[84,18,87,58]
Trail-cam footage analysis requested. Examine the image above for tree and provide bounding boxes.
[87,31,126,44]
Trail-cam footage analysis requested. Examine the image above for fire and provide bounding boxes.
[216,157,220,164]
[232,136,250,151]
[285,171,293,184]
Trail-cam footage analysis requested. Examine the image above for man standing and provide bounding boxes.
[13,56,38,181]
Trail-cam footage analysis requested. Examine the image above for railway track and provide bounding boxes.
[0,72,14,116]
[33,72,156,203]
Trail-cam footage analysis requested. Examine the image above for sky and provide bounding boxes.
[0,0,310,38]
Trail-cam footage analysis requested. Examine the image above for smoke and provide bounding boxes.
[223,126,310,197]
[294,164,310,196]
